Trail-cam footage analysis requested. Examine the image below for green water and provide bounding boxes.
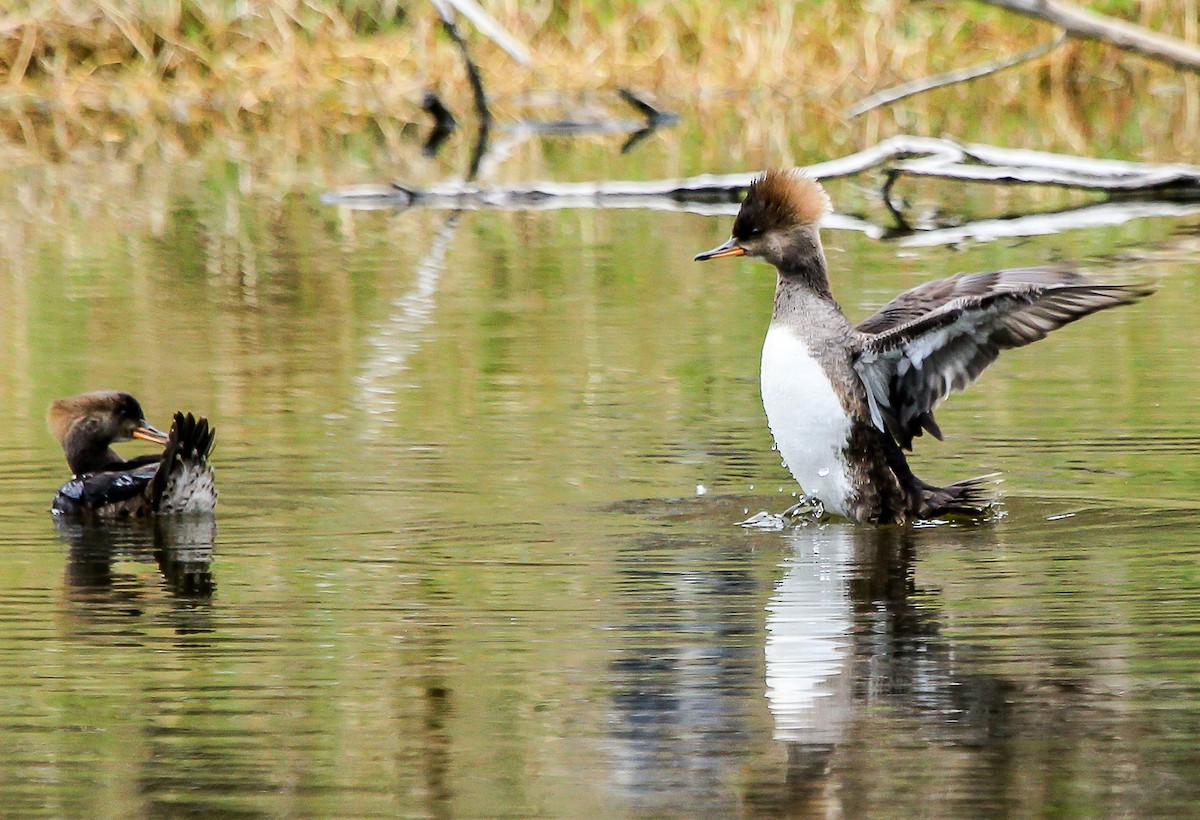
[1,128,1199,817]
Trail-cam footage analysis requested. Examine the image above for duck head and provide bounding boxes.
[695,168,832,276]
[48,390,169,475]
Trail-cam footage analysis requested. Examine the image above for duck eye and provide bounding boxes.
[748,227,763,237]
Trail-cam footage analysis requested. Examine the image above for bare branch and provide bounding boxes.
[431,1,489,123]
[324,135,1200,248]
[420,91,457,157]
[323,183,1200,248]
[896,199,1200,247]
[431,0,491,179]
[977,0,1200,73]
[846,36,1066,118]
[353,135,1200,205]
[437,0,531,65]
[616,88,679,125]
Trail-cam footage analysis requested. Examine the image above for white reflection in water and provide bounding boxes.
[354,130,535,432]
[357,213,458,427]
[765,525,855,746]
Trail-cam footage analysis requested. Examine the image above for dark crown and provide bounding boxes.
[733,169,831,238]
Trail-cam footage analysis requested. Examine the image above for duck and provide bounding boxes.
[48,390,217,518]
[695,169,1151,524]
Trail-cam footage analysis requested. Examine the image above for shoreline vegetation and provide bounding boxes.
[1,1,1199,166]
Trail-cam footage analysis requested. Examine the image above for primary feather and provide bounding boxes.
[852,266,1153,450]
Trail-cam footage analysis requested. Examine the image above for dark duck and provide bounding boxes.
[49,391,217,518]
[696,169,1151,524]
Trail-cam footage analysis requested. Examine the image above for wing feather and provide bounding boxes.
[853,267,1151,450]
[151,412,217,514]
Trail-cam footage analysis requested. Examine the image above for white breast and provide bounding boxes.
[760,324,853,516]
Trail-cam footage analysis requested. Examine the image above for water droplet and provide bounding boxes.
[817,467,830,477]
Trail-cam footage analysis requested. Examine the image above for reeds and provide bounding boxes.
[1,0,1197,161]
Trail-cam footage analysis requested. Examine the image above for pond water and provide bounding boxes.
[1,121,1200,817]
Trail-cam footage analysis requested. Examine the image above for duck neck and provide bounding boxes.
[63,423,119,476]
[774,226,834,299]
[772,226,839,319]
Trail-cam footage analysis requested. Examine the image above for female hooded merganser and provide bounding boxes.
[696,169,1151,524]
[48,391,217,518]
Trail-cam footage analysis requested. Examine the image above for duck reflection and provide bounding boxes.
[56,515,216,632]
[763,526,854,751]
[752,523,1017,814]
[607,515,1013,813]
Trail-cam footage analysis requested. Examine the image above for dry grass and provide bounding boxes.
[0,0,1198,163]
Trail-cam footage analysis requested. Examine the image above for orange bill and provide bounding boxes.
[132,423,170,446]
[694,236,745,261]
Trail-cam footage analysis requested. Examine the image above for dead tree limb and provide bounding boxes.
[341,135,1200,207]
[977,0,1200,73]
[324,135,1200,248]
[498,89,678,136]
[323,182,1200,247]
[432,0,489,127]
[438,0,531,65]
[903,140,1200,191]
[846,35,1066,117]
[420,91,457,156]
[358,1,528,421]
[895,199,1200,247]
[326,125,1200,245]
[616,88,680,126]
[431,0,491,178]
[358,2,531,420]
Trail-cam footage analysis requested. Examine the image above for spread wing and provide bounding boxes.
[852,266,1151,450]
[151,412,217,514]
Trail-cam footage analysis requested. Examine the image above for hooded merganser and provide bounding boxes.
[48,391,217,518]
[696,169,1151,523]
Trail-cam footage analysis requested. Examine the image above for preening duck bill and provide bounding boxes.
[694,236,745,261]
[132,423,170,445]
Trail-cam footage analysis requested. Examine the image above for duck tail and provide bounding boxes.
[921,473,1001,519]
[151,412,217,514]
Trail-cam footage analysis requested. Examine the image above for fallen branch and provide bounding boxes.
[358,6,535,421]
[420,91,457,157]
[897,140,1200,191]
[846,36,1066,117]
[432,0,491,129]
[325,135,1200,208]
[500,89,678,137]
[437,0,531,65]
[617,87,680,126]
[977,0,1200,73]
[431,0,491,179]
[894,198,1200,247]
[322,182,1200,247]
[323,135,1200,245]
[615,88,679,152]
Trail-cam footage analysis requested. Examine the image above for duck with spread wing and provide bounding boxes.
[696,169,1152,523]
